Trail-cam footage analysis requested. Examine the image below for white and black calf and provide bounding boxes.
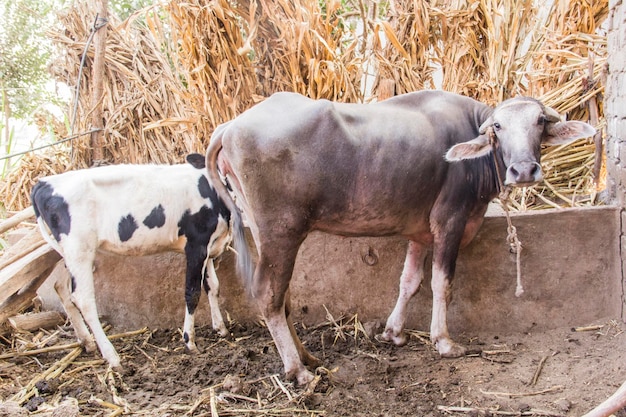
[30,154,231,370]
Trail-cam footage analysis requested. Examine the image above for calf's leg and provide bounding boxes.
[53,267,96,353]
[183,242,206,352]
[203,258,228,337]
[380,240,428,345]
[62,241,121,369]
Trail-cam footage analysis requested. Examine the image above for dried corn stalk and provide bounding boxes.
[373,0,607,209]
[0,0,609,213]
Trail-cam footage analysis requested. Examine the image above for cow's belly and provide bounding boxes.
[98,235,187,257]
[313,212,434,244]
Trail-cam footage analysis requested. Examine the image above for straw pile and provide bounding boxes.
[0,0,608,212]
[373,0,607,209]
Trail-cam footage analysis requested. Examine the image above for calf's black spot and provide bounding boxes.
[143,204,166,228]
[31,181,71,241]
[197,176,212,199]
[197,177,231,221]
[118,214,138,242]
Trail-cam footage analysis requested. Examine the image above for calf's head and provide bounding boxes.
[445,97,596,186]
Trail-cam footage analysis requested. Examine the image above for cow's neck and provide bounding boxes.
[472,151,504,206]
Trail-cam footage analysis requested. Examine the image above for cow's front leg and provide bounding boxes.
[380,240,427,345]
[430,260,466,357]
[428,207,469,358]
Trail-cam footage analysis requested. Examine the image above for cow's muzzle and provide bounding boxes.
[505,161,542,186]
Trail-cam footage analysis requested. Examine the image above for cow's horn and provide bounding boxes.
[478,117,493,134]
[543,106,561,123]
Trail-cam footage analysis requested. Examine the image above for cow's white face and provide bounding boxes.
[444,98,596,187]
[489,100,546,185]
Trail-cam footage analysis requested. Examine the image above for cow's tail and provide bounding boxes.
[206,123,255,289]
[31,184,64,256]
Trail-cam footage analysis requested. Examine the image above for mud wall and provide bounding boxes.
[604,0,626,320]
[38,206,622,336]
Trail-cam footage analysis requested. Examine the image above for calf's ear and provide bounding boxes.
[543,121,596,146]
[186,153,206,169]
[445,135,491,161]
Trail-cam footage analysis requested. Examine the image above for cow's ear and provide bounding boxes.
[445,135,491,161]
[543,121,596,146]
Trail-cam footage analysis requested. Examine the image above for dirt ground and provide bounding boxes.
[0,312,624,417]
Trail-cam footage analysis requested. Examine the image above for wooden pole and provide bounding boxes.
[377,79,396,101]
[90,0,109,165]
[586,54,602,185]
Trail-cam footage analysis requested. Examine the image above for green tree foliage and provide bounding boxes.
[0,0,56,119]
[110,0,155,19]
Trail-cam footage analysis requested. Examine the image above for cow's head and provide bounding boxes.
[445,97,596,186]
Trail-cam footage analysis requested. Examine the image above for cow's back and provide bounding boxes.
[220,90,491,238]
[35,164,209,255]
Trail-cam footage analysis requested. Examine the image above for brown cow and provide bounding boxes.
[207,90,596,385]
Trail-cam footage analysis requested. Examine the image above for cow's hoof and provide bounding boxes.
[286,367,315,387]
[107,362,123,373]
[185,343,200,354]
[376,329,408,346]
[81,339,97,353]
[215,327,229,338]
[436,339,467,358]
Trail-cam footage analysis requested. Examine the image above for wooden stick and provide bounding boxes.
[437,405,565,416]
[530,356,548,386]
[8,311,66,332]
[0,327,149,359]
[0,254,60,326]
[210,387,219,417]
[480,385,564,398]
[0,244,61,310]
[0,228,46,271]
[0,207,35,235]
[574,324,604,332]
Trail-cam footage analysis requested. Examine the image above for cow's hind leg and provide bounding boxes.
[380,240,427,345]
[53,266,96,353]
[253,241,316,386]
[285,288,321,368]
[203,258,228,337]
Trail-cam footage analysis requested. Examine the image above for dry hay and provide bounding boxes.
[0,0,608,213]
[374,0,607,209]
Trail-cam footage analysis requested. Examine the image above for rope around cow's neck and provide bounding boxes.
[487,126,525,297]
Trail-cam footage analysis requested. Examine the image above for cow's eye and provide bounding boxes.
[538,115,546,125]
[493,122,501,130]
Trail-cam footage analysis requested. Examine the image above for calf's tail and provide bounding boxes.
[206,124,255,289]
[30,183,65,256]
